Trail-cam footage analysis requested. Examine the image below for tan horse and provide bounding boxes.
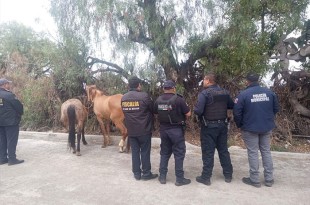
[85,85,128,152]
[60,99,88,156]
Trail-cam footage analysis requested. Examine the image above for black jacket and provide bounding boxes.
[0,88,23,126]
[121,89,154,136]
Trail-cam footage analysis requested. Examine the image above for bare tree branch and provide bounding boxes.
[289,98,310,118]
[86,56,129,79]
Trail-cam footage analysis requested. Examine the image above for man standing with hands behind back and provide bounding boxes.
[121,76,158,181]
[233,73,279,188]
[194,73,234,186]
[0,78,24,166]
[154,80,191,186]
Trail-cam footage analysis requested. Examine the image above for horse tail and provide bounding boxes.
[67,105,76,149]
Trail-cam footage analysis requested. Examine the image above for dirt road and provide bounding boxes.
[0,131,309,205]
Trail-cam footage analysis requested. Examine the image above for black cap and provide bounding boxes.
[128,76,141,89]
[163,80,176,89]
[246,73,259,82]
[0,78,12,86]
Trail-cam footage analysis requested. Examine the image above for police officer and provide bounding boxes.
[121,76,158,181]
[233,73,279,188]
[194,73,233,185]
[154,80,191,186]
[0,78,24,166]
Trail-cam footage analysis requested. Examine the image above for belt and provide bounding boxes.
[205,119,227,123]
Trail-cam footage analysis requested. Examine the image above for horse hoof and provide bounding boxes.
[83,142,88,145]
[101,145,106,148]
[76,152,81,156]
[119,148,124,153]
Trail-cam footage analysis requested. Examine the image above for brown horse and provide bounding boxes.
[60,99,88,156]
[85,85,128,152]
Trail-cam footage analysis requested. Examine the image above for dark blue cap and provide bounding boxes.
[128,76,141,89]
[163,80,176,89]
[0,78,12,86]
[246,73,259,82]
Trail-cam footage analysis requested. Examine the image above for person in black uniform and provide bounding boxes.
[121,76,158,181]
[194,73,233,185]
[0,78,24,166]
[154,80,191,186]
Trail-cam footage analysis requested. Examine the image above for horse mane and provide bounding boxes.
[97,89,106,96]
[86,85,112,102]
[95,87,110,96]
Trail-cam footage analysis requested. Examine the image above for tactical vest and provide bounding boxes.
[203,88,228,120]
[156,94,185,124]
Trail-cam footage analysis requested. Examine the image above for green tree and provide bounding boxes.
[49,0,226,88]
[0,22,91,129]
[0,22,56,78]
[215,0,309,74]
[49,0,309,91]
[49,0,310,138]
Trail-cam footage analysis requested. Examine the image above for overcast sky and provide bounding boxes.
[0,0,56,34]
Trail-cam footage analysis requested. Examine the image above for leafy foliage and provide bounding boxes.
[1,1,310,137]
[211,0,309,75]
[48,0,309,88]
[0,22,92,129]
[0,22,55,78]
[21,76,59,129]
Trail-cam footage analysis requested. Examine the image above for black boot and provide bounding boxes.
[175,178,191,186]
[158,175,167,184]
[242,177,261,188]
[265,179,274,187]
[141,173,158,180]
[0,159,8,165]
[8,159,24,166]
[134,174,141,180]
[196,176,211,186]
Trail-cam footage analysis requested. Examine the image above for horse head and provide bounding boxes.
[85,85,97,103]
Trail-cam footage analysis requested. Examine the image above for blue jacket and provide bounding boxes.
[233,83,279,133]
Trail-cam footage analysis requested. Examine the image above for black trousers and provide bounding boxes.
[159,127,186,181]
[0,125,20,161]
[129,134,152,177]
[200,123,233,179]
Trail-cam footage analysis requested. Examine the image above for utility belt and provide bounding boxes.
[167,115,186,131]
[202,116,227,126]
[169,119,186,126]
[166,113,186,126]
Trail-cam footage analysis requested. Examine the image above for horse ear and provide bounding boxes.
[85,85,92,102]
[89,86,97,102]
[85,84,97,102]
